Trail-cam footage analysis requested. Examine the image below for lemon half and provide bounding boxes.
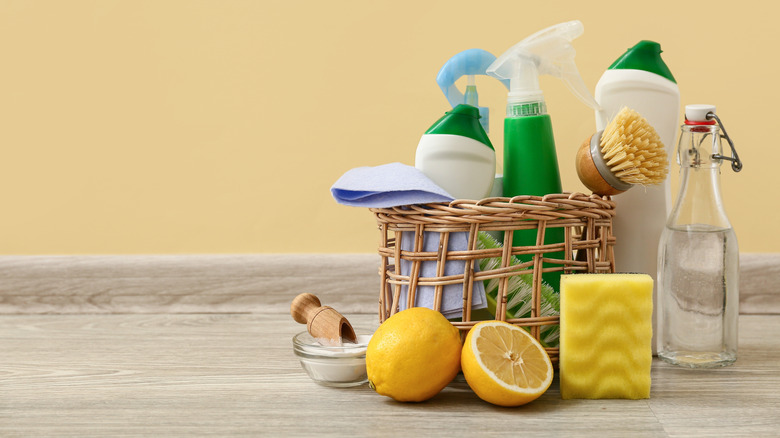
[462,320,553,407]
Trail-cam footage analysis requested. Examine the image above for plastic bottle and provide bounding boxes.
[415,49,509,200]
[657,104,742,368]
[487,20,600,292]
[594,40,680,353]
[414,104,496,200]
[418,48,510,201]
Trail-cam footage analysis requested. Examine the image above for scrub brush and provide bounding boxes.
[575,107,669,196]
[476,232,560,347]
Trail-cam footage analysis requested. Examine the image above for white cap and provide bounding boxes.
[685,104,716,122]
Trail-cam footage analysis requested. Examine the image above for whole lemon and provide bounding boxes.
[366,307,462,402]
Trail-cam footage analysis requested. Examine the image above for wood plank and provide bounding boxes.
[0,253,776,314]
[0,254,379,314]
[1,313,778,436]
[739,253,780,314]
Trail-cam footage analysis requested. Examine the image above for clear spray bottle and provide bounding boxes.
[657,104,743,368]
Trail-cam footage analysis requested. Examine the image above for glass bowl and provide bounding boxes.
[292,330,373,387]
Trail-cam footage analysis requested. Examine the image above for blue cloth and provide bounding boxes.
[330,162,454,208]
[398,231,486,318]
[330,162,486,318]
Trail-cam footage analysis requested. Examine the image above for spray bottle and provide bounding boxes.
[487,20,600,292]
[415,49,509,200]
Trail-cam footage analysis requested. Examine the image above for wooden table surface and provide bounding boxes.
[2,254,779,436]
[3,312,780,437]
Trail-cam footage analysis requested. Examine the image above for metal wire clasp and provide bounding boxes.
[707,111,743,172]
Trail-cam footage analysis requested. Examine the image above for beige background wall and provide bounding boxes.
[0,0,773,254]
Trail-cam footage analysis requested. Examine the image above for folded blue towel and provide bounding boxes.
[330,162,454,208]
[398,231,486,318]
[331,162,486,318]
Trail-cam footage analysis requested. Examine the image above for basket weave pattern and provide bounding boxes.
[370,192,616,364]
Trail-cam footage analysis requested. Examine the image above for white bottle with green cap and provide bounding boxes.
[594,40,680,355]
[415,103,495,200]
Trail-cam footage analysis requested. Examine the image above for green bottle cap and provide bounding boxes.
[608,40,676,84]
[424,104,494,150]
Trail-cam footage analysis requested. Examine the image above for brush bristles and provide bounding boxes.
[599,107,669,186]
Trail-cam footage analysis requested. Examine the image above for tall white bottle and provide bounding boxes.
[594,41,680,354]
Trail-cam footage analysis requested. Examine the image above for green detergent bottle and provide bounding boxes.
[487,20,601,292]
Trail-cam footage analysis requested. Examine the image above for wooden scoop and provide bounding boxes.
[290,293,357,344]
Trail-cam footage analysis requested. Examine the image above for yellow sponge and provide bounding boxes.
[559,273,653,399]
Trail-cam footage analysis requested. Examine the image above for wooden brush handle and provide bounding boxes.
[575,134,626,197]
[290,293,357,343]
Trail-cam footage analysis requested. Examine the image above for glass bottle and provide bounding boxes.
[657,104,743,368]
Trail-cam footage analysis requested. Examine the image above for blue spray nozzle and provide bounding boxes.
[436,48,510,133]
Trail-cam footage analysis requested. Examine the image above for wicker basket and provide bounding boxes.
[370,192,616,365]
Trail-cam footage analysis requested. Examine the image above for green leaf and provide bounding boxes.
[476,232,560,347]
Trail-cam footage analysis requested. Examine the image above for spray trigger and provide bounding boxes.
[487,20,600,111]
[436,48,510,133]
